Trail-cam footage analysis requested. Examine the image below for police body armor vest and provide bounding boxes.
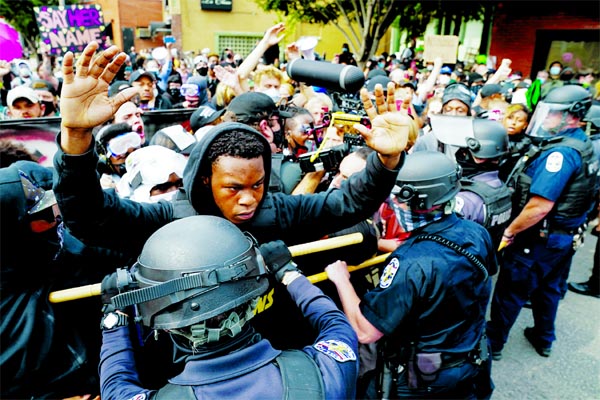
[459,178,512,248]
[149,349,325,399]
[508,136,598,220]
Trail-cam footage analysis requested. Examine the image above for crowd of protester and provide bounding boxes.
[1,22,599,399]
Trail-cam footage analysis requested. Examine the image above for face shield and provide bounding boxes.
[525,101,571,139]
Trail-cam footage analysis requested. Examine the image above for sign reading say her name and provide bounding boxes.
[34,4,108,56]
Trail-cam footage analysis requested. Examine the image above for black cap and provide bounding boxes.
[367,68,387,80]
[479,84,504,98]
[399,80,417,91]
[129,70,156,84]
[366,75,391,93]
[109,80,132,97]
[190,106,226,131]
[167,73,182,84]
[468,72,484,86]
[442,82,472,108]
[227,92,292,123]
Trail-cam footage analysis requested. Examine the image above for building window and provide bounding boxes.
[216,33,263,58]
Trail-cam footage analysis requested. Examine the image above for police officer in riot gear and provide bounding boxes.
[487,84,597,360]
[454,119,512,248]
[327,151,497,399]
[99,215,359,400]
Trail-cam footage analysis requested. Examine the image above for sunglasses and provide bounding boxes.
[107,132,142,158]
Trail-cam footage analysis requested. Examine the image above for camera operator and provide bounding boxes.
[279,105,317,194]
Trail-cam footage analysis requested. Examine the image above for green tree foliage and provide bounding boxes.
[0,0,77,55]
[256,0,490,64]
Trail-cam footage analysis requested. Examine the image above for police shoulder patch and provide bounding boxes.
[379,257,400,288]
[127,393,146,400]
[545,151,563,173]
[314,340,357,362]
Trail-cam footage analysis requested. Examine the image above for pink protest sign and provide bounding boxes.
[34,4,108,56]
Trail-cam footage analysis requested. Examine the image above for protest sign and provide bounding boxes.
[34,4,108,56]
[423,35,459,64]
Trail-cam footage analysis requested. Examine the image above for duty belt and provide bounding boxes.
[440,352,471,368]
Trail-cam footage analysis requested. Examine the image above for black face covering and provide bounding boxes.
[272,129,283,148]
[42,101,56,116]
[456,149,497,178]
[168,88,182,101]
[197,67,209,76]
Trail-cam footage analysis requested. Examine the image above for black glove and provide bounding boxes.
[259,240,299,283]
[101,272,119,306]
[101,268,133,306]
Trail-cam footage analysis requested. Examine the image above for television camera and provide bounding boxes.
[285,59,373,174]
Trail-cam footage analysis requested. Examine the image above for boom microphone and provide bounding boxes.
[287,59,365,93]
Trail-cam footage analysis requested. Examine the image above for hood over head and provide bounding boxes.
[0,161,56,281]
[182,122,271,217]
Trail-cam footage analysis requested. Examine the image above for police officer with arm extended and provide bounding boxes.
[99,215,358,400]
[326,151,497,399]
[487,85,597,360]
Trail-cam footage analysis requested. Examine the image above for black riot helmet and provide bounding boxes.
[583,104,600,135]
[527,84,592,138]
[393,151,461,210]
[126,215,269,330]
[544,84,592,118]
[466,119,509,159]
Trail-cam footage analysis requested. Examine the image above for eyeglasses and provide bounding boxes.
[107,132,142,158]
[180,84,199,97]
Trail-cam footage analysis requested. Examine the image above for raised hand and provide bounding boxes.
[355,82,411,169]
[213,64,244,95]
[285,43,301,62]
[262,22,285,48]
[60,42,138,153]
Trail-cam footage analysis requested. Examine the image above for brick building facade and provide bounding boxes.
[489,2,599,79]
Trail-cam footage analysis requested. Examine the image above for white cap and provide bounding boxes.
[7,85,40,106]
[193,55,208,65]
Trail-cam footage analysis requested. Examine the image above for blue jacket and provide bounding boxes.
[99,276,359,400]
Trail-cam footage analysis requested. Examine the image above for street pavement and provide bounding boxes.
[489,228,600,400]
